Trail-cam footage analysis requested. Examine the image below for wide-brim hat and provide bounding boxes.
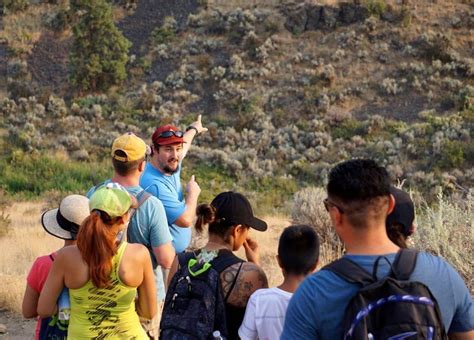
[152,124,186,146]
[211,191,267,231]
[41,194,90,240]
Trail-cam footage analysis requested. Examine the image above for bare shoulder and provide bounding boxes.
[56,245,81,262]
[125,243,149,260]
[223,262,268,308]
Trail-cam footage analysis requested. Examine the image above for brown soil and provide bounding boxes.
[0,309,36,339]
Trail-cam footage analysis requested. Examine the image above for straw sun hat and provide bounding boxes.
[41,194,90,240]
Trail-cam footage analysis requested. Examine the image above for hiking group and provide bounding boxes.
[22,115,473,339]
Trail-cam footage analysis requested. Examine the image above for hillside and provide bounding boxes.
[0,0,473,208]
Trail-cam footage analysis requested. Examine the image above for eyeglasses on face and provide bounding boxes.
[158,130,184,138]
[323,198,345,214]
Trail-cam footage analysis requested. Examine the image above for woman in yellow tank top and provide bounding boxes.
[38,184,157,339]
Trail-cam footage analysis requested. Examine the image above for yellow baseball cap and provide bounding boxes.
[111,132,149,162]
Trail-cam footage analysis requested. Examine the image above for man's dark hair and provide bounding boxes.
[112,150,144,176]
[327,159,391,228]
[278,225,320,275]
[328,159,391,202]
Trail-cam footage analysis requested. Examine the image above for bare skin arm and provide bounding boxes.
[22,285,40,318]
[136,246,157,320]
[167,256,179,287]
[153,242,175,269]
[37,254,65,318]
[222,262,268,308]
[182,114,208,159]
[174,175,200,228]
[449,331,474,340]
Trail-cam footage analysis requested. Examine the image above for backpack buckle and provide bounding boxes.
[188,259,212,277]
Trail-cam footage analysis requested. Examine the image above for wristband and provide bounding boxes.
[186,126,199,135]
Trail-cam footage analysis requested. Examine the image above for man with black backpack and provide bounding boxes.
[87,132,175,339]
[281,159,474,339]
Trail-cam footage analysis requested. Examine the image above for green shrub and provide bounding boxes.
[69,0,131,92]
[414,189,474,292]
[0,190,11,238]
[0,152,111,198]
[181,162,235,205]
[331,119,366,139]
[364,0,387,17]
[3,0,28,13]
[438,140,465,169]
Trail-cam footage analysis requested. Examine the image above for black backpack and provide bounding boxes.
[324,249,447,340]
[160,250,244,340]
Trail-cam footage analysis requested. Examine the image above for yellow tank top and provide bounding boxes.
[68,242,147,339]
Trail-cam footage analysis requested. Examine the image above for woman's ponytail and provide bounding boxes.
[77,211,123,288]
[195,204,216,234]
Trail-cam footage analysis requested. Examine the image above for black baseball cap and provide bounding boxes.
[386,187,415,237]
[211,192,268,231]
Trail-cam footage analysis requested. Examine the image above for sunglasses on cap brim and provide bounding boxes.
[158,130,184,138]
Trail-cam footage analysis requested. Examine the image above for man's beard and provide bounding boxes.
[162,159,178,174]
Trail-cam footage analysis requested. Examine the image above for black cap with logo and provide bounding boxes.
[211,192,268,231]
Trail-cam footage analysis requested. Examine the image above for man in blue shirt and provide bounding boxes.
[281,159,474,339]
[87,132,175,339]
[140,115,207,253]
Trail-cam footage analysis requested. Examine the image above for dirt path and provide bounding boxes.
[0,310,36,339]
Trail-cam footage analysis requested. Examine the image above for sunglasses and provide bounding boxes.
[158,130,184,138]
[323,198,345,214]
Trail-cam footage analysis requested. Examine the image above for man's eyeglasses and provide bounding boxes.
[158,130,184,138]
[323,198,345,214]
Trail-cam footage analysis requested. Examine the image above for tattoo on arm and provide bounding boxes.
[220,264,239,298]
[225,263,268,308]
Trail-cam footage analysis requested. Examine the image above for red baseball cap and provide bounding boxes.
[152,125,186,146]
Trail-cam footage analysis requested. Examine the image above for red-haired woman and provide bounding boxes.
[38,185,156,338]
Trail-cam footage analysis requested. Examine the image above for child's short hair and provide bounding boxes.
[278,225,320,275]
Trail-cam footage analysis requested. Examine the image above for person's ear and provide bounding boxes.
[138,160,146,172]
[276,254,282,268]
[234,224,245,236]
[388,194,395,215]
[309,260,319,273]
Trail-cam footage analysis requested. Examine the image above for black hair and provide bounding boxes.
[195,204,247,238]
[112,150,144,176]
[327,159,391,203]
[387,223,408,248]
[278,225,320,276]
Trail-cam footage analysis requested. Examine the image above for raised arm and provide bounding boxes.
[182,114,207,159]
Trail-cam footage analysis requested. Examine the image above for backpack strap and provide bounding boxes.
[177,252,196,270]
[391,248,418,280]
[129,190,151,218]
[211,250,245,302]
[211,249,244,273]
[323,258,375,286]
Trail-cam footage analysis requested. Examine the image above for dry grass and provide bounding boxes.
[1,202,289,314]
[0,201,62,314]
[0,5,53,55]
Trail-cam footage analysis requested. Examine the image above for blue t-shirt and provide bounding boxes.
[140,162,191,253]
[281,252,474,339]
[87,180,173,301]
